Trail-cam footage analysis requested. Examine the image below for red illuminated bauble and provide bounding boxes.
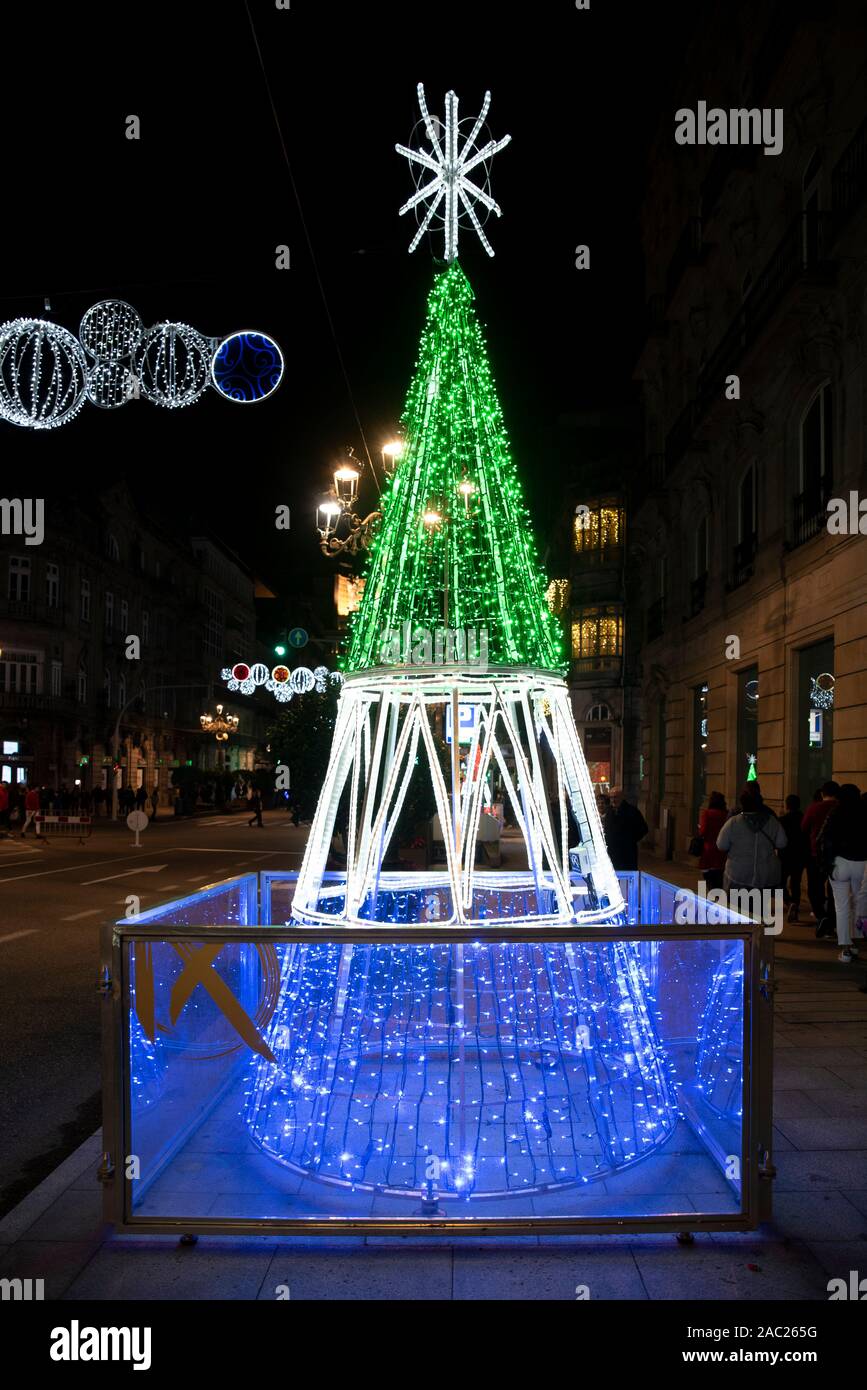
[232,663,251,682]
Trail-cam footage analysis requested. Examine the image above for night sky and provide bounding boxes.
[3,1,695,622]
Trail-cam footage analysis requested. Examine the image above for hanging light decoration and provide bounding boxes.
[0,319,88,429]
[79,300,144,362]
[133,322,211,409]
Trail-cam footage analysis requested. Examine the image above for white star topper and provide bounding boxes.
[396,84,511,262]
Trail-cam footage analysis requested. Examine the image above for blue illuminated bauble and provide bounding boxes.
[0,318,88,430]
[133,322,210,409]
[210,330,284,404]
[79,300,143,363]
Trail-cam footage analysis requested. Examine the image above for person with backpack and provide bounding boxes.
[816,782,867,964]
[716,785,787,891]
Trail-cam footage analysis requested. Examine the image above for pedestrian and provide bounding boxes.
[20,783,42,839]
[150,786,159,821]
[602,787,649,871]
[0,780,9,837]
[135,784,148,812]
[802,781,840,936]
[247,788,264,828]
[695,791,728,891]
[816,783,867,964]
[716,785,787,891]
[779,794,806,922]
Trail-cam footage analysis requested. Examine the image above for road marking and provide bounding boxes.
[0,850,175,887]
[186,874,211,882]
[81,864,168,886]
[0,930,38,945]
[62,909,102,921]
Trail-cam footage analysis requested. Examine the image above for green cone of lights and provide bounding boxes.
[344,261,563,672]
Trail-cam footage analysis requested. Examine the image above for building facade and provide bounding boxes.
[630,0,867,860]
[0,485,271,801]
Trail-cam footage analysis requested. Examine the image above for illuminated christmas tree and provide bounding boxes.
[247,87,677,1202]
[345,259,563,673]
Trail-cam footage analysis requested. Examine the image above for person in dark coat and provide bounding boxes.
[602,787,649,871]
[247,789,264,828]
[779,793,806,922]
[816,783,867,963]
[697,790,728,891]
[803,781,840,932]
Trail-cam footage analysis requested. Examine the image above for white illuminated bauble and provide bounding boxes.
[289,666,315,694]
[86,361,135,410]
[79,300,143,363]
[250,663,270,686]
[133,322,210,409]
[0,319,88,429]
[396,84,511,262]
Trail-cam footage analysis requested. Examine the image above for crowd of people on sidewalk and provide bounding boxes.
[594,780,867,981]
[694,779,867,971]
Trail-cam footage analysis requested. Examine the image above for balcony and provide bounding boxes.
[0,691,62,712]
[0,597,66,625]
[832,112,867,229]
[646,598,665,642]
[571,655,622,678]
[727,535,757,591]
[689,572,708,618]
[791,485,831,549]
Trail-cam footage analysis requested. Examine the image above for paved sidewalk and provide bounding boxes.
[1,858,865,1300]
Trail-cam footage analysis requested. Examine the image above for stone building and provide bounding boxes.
[0,484,271,802]
[630,0,867,861]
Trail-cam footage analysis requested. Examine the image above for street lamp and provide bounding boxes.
[381,439,404,476]
[200,704,239,741]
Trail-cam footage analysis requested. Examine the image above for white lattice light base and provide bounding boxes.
[292,666,625,928]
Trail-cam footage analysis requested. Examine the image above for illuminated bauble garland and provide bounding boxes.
[0,318,88,429]
[133,322,211,409]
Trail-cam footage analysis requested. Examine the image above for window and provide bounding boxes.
[105,591,114,629]
[46,562,60,608]
[77,668,87,703]
[8,557,31,602]
[80,578,91,622]
[50,660,62,697]
[142,610,149,645]
[797,639,834,807]
[571,606,623,658]
[573,501,624,554]
[694,515,709,579]
[120,599,128,632]
[736,667,759,793]
[107,534,120,563]
[738,465,757,546]
[0,650,42,694]
[692,683,709,827]
[204,586,224,658]
[800,383,832,497]
[587,703,613,722]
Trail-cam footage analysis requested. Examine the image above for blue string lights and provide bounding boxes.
[244,938,679,1197]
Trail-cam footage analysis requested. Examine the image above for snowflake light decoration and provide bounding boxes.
[396,84,511,261]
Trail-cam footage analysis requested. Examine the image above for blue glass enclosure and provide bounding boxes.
[105,872,770,1233]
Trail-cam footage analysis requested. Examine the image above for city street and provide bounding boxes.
[0,810,306,1216]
